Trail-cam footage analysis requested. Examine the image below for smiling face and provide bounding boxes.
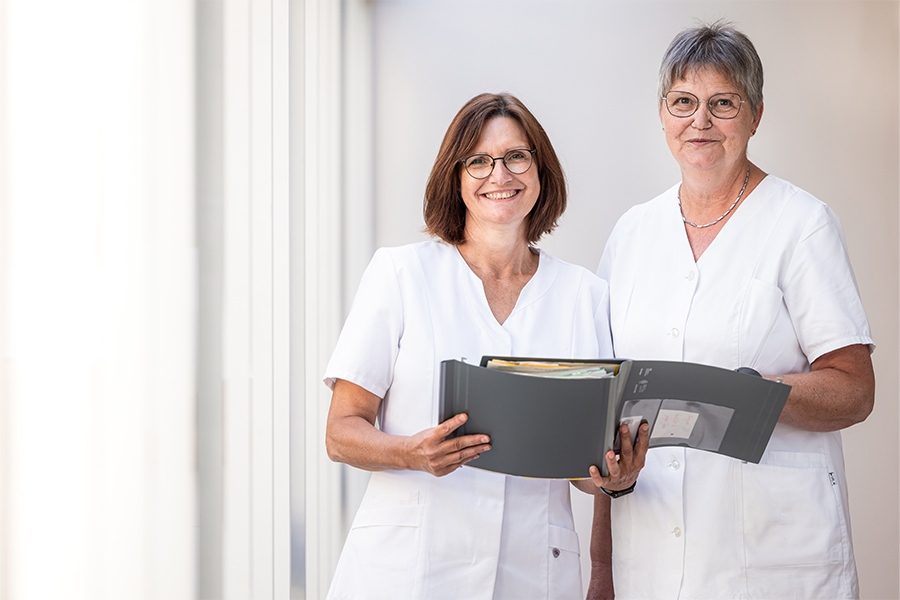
[460,116,540,240]
[660,66,763,175]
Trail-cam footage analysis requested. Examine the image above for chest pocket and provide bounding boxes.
[738,278,791,371]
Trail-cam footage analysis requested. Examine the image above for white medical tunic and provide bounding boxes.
[597,176,873,600]
[324,240,613,600]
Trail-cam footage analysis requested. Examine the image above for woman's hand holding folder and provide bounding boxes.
[404,413,493,477]
[572,421,650,496]
[327,379,492,478]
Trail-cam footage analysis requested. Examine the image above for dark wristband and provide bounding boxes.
[600,481,636,498]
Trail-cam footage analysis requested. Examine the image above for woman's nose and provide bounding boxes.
[488,160,514,183]
[691,102,713,129]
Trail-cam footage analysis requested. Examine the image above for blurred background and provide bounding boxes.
[0,1,896,599]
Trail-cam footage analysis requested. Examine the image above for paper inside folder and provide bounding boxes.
[484,358,618,378]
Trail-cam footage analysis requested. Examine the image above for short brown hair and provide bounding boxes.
[424,93,567,245]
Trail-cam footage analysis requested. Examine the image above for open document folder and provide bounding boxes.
[439,356,791,480]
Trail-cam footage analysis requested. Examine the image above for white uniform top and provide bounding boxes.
[324,240,613,600]
[597,175,873,600]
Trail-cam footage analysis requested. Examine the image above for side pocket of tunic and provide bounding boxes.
[328,499,425,600]
[741,452,849,598]
[547,524,582,600]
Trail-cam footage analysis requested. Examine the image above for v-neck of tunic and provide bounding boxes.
[676,175,771,266]
[453,246,555,331]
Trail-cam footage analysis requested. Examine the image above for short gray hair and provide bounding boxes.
[658,21,764,113]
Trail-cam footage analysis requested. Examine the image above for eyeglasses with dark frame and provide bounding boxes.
[459,148,536,179]
[663,91,745,120]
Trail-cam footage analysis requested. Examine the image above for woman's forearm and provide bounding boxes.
[771,344,874,432]
[586,493,615,600]
[326,412,414,471]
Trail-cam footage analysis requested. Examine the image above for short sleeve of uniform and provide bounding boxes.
[323,248,403,397]
[783,203,874,363]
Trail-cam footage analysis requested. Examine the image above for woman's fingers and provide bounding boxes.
[436,432,491,474]
[436,412,469,437]
[587,422,651,491]
[415,414,491,476]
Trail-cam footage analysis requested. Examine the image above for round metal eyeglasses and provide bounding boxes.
[459,148,536,179]
[663,91,745,120]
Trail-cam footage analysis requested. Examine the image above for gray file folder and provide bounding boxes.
[439,357,790,479]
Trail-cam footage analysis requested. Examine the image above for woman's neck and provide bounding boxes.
[679,160,753,210]
[456,232,538,281]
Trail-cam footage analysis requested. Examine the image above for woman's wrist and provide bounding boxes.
[599,481,636,498]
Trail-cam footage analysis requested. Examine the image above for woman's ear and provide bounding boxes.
[751,100,764,134]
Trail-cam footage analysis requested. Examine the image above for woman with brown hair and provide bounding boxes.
[324,92,646,599]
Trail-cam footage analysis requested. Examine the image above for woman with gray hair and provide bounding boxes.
[588,21,875,599]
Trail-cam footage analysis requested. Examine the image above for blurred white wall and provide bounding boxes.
[197,1,346,598]
[1,1,342,598]
[0,1,197,598]
[351,1,899,598]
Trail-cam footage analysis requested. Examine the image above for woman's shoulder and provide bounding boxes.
[758,175,838,226]
[604,182,680,245]
[537,250,609,292]
[616,182,680,226]
[758,174,831,208]
[361,240,463,290]
[371,239,455,266]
